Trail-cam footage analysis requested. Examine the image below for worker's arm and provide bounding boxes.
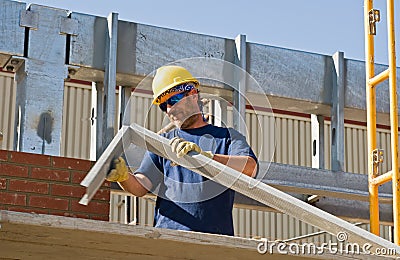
[106,157,152,197]
[118,173,152,197]
[212,154,258,178]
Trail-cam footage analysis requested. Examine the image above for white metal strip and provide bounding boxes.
[80,124,400,253]
[79,126,129,205]
[126,124,399,252]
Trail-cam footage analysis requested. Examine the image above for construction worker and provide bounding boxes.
[107,65,258,235]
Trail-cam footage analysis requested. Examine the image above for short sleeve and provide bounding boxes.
[227,128,258,162]
[135,151,163,189]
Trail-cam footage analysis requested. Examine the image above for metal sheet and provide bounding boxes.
[271,115,311,167]
[125,92,166,132]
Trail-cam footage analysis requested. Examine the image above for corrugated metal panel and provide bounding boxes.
[126,92,166,132]
[138,196,155,227]
[341,123,393,175]
[232,205,393,242]
[232,207,332,242]
[377,129,392,176]
[246,111,311,166]
[61,82,92,159]
[344,124,368,174]
[324,122,331,169]
[0,72,16,150]
[115,88,121,134]
[266,112,312,167]
[109,192,128,224]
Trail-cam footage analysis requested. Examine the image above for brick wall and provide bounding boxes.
[0,150,110,221]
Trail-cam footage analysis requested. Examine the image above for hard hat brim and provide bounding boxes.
[152,79,199,105]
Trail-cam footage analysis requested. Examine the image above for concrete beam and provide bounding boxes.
[76,14,400,123]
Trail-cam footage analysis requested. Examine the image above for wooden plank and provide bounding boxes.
[0,210,315,259]
[126,123,400,254]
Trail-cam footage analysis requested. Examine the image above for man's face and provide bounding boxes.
[165,90,200,128]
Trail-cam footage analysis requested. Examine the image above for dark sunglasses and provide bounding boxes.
[159,91,189,112]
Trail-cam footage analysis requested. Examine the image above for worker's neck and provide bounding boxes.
[179,114,208,130]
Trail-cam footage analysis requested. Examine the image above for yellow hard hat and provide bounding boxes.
[152,65,199,104]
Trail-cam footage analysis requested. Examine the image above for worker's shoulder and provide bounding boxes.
[198,125,245,139]
[159,125,244,139]
[160,128,179,138]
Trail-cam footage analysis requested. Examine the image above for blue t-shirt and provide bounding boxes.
[136,124,257,235]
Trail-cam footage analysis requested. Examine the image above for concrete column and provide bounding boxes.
[14,5,69,155]
[331,51,345,171]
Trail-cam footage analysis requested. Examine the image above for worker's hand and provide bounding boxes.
[106,157,130,182]
[169,137,213,159]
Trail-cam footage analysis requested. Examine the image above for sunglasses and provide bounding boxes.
[159,91,189,112]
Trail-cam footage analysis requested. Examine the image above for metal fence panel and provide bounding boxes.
[61,82,92,159]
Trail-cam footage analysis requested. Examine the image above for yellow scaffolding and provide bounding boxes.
[364,0,399,245]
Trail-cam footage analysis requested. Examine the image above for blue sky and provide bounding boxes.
[24,0,399,65]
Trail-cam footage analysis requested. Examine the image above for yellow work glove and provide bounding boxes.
[106,157,130,182]
[169,137,213,159]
